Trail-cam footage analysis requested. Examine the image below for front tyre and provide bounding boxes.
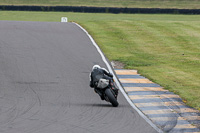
[105,89,119,107]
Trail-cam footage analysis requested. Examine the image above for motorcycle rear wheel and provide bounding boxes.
[105,89,119,107]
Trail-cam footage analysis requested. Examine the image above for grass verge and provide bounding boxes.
[0,11,200,111]
[1,0,200,9]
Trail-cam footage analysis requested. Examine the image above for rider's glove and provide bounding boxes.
[109,73,113,78]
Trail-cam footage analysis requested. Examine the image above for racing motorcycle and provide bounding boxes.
[96,78,119,107]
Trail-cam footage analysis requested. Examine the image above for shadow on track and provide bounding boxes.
[72,103,129,108]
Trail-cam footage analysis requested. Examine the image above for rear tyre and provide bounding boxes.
[105,89,119,107]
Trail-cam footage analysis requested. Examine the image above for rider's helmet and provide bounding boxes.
[92,65,101,70]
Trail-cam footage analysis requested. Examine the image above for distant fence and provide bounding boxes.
[0,5,200,14]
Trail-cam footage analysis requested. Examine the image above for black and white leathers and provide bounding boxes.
[89,67,113,88]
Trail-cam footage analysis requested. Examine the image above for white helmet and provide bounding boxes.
[92,65,100,70]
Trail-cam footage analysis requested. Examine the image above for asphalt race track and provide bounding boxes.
[0,21,157,133]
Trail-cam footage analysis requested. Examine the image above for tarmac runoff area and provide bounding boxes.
[114,69,200,132]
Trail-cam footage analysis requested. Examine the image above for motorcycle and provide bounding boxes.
[96,78,119,107]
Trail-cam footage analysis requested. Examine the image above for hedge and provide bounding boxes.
[0,5,200,14]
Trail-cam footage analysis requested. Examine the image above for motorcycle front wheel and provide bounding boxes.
[105,88,119,107]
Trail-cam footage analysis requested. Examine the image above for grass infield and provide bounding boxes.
[0,11,200,111]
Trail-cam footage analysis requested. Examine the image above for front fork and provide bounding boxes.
[110,81,118,98]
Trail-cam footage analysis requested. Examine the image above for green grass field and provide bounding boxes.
[0,11,200,111]
[1,0,200,9]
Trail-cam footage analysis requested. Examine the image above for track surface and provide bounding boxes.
[0,21,157,133]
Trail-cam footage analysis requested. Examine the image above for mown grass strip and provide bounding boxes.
[0,11,200,111]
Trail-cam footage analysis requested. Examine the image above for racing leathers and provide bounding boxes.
[89,67,118,100]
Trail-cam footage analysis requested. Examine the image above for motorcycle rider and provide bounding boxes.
[89,65,118,100]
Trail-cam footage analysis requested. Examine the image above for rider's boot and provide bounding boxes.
[94,88,104,100]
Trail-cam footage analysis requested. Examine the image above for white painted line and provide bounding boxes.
[74,22,163,133]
